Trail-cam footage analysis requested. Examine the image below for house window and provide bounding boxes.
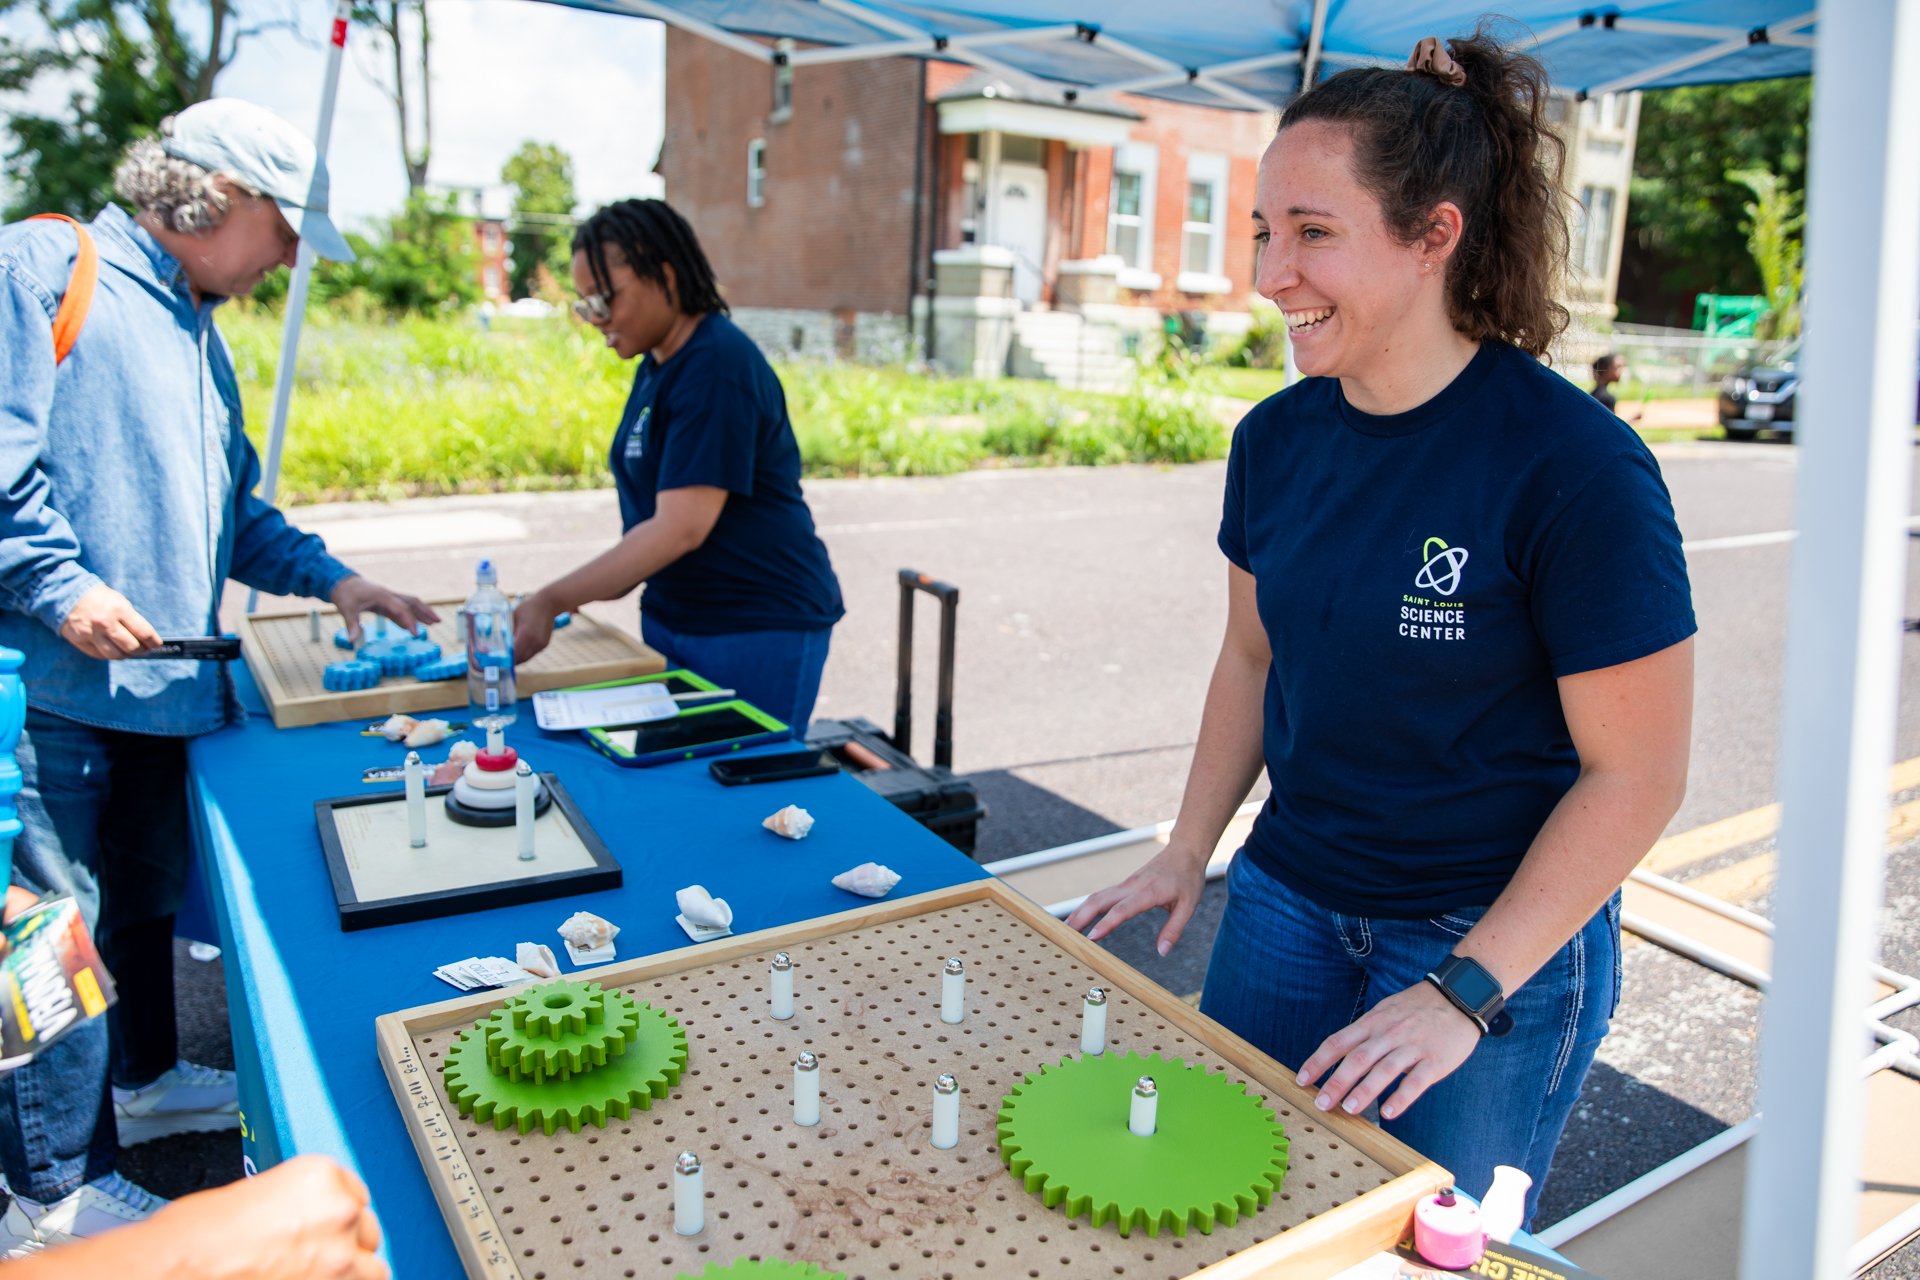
[1179,153,1229,290]
[1576,183,1615,279]
[1105,142,1158,279]
[1110,170,1144,265]
[771,38,794,120]
[747,139,767,208]
[960,159,981,244]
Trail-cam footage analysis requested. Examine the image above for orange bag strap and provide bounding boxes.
[26,213,99,365]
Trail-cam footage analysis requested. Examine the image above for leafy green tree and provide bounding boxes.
[352,0,433,195]
[0,0,277,218]
[1619,78,1811,325]
[501,141,576,299]
[360,193,478,312]
[1728,167,1804,341]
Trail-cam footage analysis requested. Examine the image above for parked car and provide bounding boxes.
[1719,339,1920,441]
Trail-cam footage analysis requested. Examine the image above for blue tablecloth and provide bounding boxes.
[186,668,990,1275]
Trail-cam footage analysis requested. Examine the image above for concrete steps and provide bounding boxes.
[1010,310,1134,393]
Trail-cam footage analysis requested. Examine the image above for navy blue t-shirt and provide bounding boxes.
[1219,341,1695,918]
[611,314,844,635]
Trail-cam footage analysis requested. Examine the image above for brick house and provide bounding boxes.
[657,29,1273,386]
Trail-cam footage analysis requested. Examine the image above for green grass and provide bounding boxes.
[225,309,1230,503]
[1196,366,1290,403]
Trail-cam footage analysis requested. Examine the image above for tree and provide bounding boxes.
[0,0,294,218]
[352,0,432,195]
[501,141,576,299]
[1618,78,1811,326]
[1728,167,1804,342]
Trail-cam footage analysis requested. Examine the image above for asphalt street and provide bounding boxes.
[136,437,1920,1274]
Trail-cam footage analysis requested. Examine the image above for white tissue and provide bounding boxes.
[515,942,560,979]
[763,804,815,840]
[557,911,620,950]
[831,861,902,899]
[675,885,734,929]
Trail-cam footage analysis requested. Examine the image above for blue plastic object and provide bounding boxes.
[554,612,571,628]
[333,617,418,651]
[412,650,468,683]
[0,647,24,886]
[322,660,382,692]
[363,636,442,676]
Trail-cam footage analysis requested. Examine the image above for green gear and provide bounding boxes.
[674,1262,846,1280]
[996,1049,1289,1238]
[442,979,688,1136]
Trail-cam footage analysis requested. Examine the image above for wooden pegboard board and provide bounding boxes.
[377,881,1446,1279]
[238,600,663,729]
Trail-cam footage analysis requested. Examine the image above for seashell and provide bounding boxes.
[675,885,734,929]
[403,717,452,748]
[515,942,560,979]
[762,804,815,840]
[557,910,620,950]
[831,861,902,899]
[378,713,417,742]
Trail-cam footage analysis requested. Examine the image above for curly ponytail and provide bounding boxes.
[1280,22,1570,358]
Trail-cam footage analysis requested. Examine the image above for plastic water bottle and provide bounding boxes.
[464,558,517,725]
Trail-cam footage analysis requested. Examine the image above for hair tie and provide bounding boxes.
[1406,37,1467,87]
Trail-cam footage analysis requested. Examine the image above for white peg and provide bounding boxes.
[940,956,965,1025]
[770,952,795,1020]
[1081,986,1108,1055]
[486,719,505,754]
[514,761,537,860]
[931,1073,960,1150]
[794,1051,821,1127]
[307,607,321,642]
[672,1151,703,1236]
[1129,1076,1158,1138]
[404,751,426,848]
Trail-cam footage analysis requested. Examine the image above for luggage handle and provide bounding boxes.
[893,569,958,771]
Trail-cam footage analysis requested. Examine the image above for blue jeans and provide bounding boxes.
[0,709,190,1200]
[1200,854,1620,1227]
[640,613,832,738]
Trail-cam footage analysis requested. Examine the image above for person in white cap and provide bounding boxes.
[0,98,435,1253]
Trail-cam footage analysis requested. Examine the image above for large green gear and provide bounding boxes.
[674,1262,846,1280]
[996,1049,1289,1238]
[442,979,688,1135]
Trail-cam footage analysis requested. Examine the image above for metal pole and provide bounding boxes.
[1740,3,1920,1276]
[251,0,352,611]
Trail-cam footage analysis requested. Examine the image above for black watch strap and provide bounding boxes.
[1425,954,1513,1037]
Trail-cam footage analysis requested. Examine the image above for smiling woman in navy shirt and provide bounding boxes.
[514,199,843,733]
[1068,29,1694,1225]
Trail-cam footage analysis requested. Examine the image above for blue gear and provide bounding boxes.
[363,636,441,675]
[322,659,382,691]
[412,650,468,682]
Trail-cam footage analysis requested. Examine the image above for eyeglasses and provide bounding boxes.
[572,283,622,324]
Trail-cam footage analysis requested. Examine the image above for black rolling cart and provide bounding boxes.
[808,569,987,856]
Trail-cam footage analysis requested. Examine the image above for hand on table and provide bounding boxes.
[59,585,162,659]
[329,576,439,645]
[1295,980,1482,1122]
[511,590,563,664]
[1064,844,1210,958]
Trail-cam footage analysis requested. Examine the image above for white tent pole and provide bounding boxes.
[1300,0,1330,91]
[1740,2,1920,1277]
[253,0,351,607]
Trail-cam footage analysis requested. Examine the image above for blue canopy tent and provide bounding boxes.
[263,4,1914,1276]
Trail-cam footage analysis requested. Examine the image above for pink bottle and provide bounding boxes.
[1412,1186,1486,1269]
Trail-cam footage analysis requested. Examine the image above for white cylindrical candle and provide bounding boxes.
[940,957,965,1025]
[770,952,795,1020]
[794,1051,821,1127]
[931,1073,960,1150]
[1129,1076,1158,1138]
[514,761,537,860]
[1081,986,1108,1055]
[404,751,427,848]
[672,1151,703,1236]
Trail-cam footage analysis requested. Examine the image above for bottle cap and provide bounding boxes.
[475,557,497,586]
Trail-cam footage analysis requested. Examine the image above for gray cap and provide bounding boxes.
[162,98,354,263]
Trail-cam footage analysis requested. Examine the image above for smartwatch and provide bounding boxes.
[1424,954,1514,1037]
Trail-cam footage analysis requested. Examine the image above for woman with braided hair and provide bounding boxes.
[515,199,843,732]
[1069,26,1694,1224]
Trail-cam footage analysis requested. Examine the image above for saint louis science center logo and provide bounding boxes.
[1415,536,1469,597]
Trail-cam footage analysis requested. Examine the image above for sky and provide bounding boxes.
[8,0,668,231]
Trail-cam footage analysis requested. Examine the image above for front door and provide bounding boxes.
[991,162,1049,306]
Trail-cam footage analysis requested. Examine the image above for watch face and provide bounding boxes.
[1441,957,1502,1014]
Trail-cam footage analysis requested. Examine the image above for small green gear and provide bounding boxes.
[674,1262,845,1280]
[996,1050,1289,1238]
[442,979,688,1135]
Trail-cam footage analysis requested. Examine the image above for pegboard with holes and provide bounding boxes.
[375,880,1448,1280]
[237,600,664,728]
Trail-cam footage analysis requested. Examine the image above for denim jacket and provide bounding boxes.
[0,206,352,735]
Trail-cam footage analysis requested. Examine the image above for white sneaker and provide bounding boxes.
[2,1171,167,1249]
[112,1059,241,1144]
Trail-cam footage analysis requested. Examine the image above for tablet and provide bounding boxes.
[585,699,790,767]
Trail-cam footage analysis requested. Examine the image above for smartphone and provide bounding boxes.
[708,749,840,786]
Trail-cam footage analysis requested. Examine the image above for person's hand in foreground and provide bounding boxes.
[1294,981,1482,1122]
[3,1154,387,1280]
[59,585,163,659]
[330,575,439,645]
[1064,843,1211,958]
